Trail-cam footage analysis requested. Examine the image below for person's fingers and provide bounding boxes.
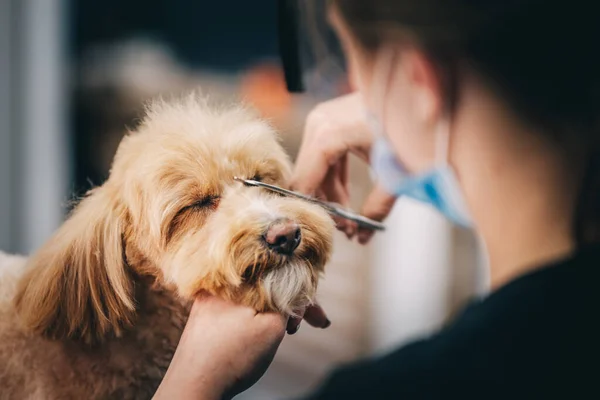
[316,171,346,232]
[291,120,345,195]
[361,184,397,221]
[322,163,350,206]
[286,316,302,335]
[335,216,358,240]
[332,215,348,237]
[303,304,331,329]
[317,185,357,238]
[333,215,358,239]
[285,305,308,335]
[339,154,349,191]
[291,149,330,196]
[314,188,327,201]
[321,160,359,239]
[291,92,374,196]
[358,185,397,244]
[286,304,331,334]
[323,172,353,237]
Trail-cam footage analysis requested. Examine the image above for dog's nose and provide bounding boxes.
[263,219,301,255]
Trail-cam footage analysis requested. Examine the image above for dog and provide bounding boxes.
[0,95,334,399]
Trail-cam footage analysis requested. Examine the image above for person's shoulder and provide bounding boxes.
[306,331,485,400]
[305,246,600,400]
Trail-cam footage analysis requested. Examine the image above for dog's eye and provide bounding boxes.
[166,195,220,243]
[176,195,220,216]
[190,195,220,210]
[251,174,263,182]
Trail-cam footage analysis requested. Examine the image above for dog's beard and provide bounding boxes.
[261,261,316,316]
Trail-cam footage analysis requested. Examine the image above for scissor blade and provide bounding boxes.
[234,177,385,231]
[234,178,325,205]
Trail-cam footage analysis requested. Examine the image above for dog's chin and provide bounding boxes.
[261,261,317,316]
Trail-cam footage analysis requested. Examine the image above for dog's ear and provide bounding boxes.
[14,186,135,343]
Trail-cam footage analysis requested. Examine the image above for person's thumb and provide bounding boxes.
[357,184,396,244]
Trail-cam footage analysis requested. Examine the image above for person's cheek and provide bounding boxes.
[386,109,435,174]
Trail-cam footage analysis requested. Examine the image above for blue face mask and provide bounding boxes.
[367,113,473,228]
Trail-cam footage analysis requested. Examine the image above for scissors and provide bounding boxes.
[234,177,386,231]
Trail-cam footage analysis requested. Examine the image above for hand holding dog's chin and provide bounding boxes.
[153,295,287,400]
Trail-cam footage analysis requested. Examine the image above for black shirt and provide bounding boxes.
[306,245,600,399]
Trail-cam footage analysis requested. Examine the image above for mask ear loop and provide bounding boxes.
[434,117,451,165]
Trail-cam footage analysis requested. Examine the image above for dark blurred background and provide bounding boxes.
[73,2,279,69]
[72,0,280,196]
[0,1,482,398]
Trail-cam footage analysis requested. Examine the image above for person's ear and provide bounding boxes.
[399,48,444,124]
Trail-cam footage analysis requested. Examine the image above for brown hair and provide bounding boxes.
[333,0,600,244]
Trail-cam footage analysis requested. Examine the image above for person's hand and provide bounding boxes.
[290,92,396,244]
[153,294,287,400]
[285,302,331,335]
[290,93,397,335]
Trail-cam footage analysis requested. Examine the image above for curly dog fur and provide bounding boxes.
[0,95,333,399]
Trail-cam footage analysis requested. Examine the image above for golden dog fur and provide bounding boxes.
[0,95,333,399]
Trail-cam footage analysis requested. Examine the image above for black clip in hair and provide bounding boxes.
[277,0,305,93]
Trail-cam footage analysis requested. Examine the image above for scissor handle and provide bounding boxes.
[330,206,386,231]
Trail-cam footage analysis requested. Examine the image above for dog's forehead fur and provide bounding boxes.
[110,96,291,193]
[105,96,293,239]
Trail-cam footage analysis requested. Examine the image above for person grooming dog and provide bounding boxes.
[155,0,600,399]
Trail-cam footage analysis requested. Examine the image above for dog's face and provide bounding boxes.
[117,98,334,313]
[14,96,333,343]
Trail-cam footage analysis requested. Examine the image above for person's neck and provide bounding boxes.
[454,78,581,290]
[482,210,575,291]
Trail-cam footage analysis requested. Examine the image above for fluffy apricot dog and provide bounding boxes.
[0,95,333,399]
